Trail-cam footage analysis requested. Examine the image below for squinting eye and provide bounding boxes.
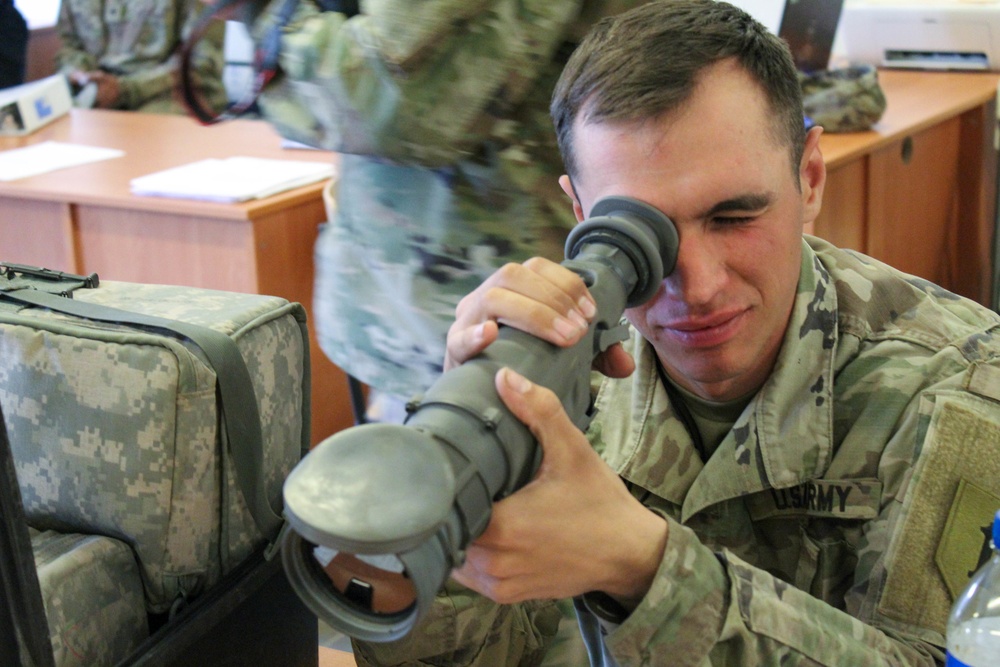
[715,215,755,225]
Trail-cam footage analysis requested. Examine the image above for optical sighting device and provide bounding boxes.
[280,195,679,641]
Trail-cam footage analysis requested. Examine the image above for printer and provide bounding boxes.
[840,0,1000,71]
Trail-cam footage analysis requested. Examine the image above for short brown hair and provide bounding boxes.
[551,0,805,181]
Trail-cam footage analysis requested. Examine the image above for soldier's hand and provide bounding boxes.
[450,368,667,607]
[444,257,634,378]
[86,71,121,109]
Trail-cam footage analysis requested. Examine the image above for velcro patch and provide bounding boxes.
[967,363,1000,403]
[746,478,882,521]
[935,478,1000,599]
[879,396,1000,636]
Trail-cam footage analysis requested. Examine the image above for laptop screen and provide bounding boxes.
[778,0,845,72]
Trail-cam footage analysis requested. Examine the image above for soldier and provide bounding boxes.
[238,0,650,423]
[56,0,226,113]
[356,1,1000,665]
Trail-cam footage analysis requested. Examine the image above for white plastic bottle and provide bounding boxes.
[945,509,1000,667]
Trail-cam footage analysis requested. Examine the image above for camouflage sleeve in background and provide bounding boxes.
[247,0,638,400]
[55,0,99,75]
[55,0,227,113]
[254,0,584,164]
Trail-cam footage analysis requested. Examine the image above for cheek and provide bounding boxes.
[733,216,802,278]
[624,305,653,336]
[746,233,802,310]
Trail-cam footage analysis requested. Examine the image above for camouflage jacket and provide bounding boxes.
[56,0,227,113]
[355,236,1000,666]
[254,0,646,399]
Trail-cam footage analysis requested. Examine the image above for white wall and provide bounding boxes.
[728,0,786,32]
[14,0,60,29]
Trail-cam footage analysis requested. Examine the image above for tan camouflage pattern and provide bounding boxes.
[31,528,149,667]
[56,0,227,113]
[1,281,308,613]
[352,236,1000,666]
[251,0,646,398]
[799,64,887,133]
[352,579,563,667]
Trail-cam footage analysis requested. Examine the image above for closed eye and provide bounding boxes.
[704,193,771,227]
[713,214,757,225]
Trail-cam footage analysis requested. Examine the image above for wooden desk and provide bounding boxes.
[814,69,1000,306]
[0,109,354,442]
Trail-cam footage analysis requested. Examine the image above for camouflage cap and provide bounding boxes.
[799,64,887,133]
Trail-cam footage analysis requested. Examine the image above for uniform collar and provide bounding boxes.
[592,240,838,521]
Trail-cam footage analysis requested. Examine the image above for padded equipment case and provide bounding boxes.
[0,265,317,666]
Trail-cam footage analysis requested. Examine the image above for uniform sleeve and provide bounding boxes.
[251,0,582,164]
[350,580,562,667]
[55,0,99,75]
[602,518,941,666]
[119,1,227,111]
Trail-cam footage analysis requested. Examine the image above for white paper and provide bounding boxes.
[0,141,124,181]
[130,156,334,203]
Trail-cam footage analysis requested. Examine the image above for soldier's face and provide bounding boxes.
[561,59,826,402]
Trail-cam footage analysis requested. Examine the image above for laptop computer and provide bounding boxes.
[778,0,845,72]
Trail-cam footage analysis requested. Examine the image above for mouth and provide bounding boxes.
[658,309,747,349]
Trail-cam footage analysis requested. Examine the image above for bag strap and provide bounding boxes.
[0,287,284,543]
[0,401,57,667]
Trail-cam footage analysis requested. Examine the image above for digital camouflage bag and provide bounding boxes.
[0,265,310,613]
[800,64,887,133]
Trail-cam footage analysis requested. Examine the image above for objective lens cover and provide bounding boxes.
[283,424,455,554]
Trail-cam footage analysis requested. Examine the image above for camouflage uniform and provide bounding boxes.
[56,0,227,114]
[353,236,1000,666]
[253,1,647,399]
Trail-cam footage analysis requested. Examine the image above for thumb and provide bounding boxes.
[494,367,580,469]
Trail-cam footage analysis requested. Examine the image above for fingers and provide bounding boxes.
[493,368,604,488]
[474,259,595,342]
[592,342,636,379]
[494,367,574,457]
[456,368,668,605]
[451,368,657,604]
[445,258,596,368]
[444,318,497,372]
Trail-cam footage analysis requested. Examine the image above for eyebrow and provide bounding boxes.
[702,193,773,218]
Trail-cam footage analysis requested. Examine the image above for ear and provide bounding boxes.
[559,175,586,223]
[799,126,826,227]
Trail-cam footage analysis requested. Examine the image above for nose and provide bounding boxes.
[661,229,727,306]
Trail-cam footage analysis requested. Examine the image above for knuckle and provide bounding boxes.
[522,256,549,272]
[495,261,525,281]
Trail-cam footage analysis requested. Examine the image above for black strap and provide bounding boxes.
[0,288,284,543]
[346,375,368,425]
[0,402,56,667]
